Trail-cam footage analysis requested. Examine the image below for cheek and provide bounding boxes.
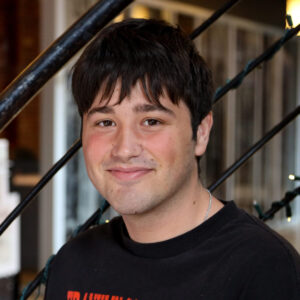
[143,132,177,164]
[83,133,111,165]
[144,128,195,170]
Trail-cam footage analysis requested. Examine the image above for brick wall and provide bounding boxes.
[0,0,40,162]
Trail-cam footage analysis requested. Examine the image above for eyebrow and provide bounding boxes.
[87,103,175,118]
[133,104,175,116]
[87,106,114,117]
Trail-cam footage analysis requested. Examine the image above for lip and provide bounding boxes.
[107,167,153,181]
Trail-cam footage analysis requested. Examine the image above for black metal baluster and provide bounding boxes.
[208,106,300,192]
[0,0,133,131]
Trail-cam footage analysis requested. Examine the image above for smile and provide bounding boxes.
[107,167,153,181]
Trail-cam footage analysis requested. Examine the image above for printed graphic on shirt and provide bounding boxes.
[67,290,138,300]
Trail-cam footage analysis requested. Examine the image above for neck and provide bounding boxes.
[122,180,222,244]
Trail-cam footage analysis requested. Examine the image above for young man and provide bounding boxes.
[45,19,300,300]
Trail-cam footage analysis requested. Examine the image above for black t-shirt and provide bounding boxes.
[44,201,300,300]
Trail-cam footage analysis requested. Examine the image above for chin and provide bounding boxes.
[108,194,161,217]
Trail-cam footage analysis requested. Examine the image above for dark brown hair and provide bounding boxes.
[72,18,213,139]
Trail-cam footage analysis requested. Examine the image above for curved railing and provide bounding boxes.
[0,0,299,298]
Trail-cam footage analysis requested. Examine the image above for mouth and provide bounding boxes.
[107,167,153,181]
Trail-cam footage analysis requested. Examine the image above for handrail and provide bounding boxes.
[21,105,300,299]
[0,140,82,235]
[261,187,300,221]
[213,23,300,103]
[0,0,243,236]
[208,106,300,192]
[1,3,299,237]
[3,0,297,297]
[0,0,241,133]
[189,0,240,40]
[0,0,134,132]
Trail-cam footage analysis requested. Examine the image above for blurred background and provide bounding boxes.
[0,0,299,299]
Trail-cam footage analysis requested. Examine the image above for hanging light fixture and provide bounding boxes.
[286,0,300,35]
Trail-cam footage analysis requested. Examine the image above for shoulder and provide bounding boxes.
[219,201,298,254]
[237,214,300,299]
[224,203,300,291]
[51,216,123,266]
[213,201,300,272]
[44,216,124,299]
[214,202,300,298]
[235,207,299,259]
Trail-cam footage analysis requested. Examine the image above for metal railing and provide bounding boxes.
[0,0,299,298]
[0,0,134,131]
[0,0,244,236]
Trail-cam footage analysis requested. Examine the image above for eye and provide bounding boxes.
[96,120,116,127]
[143,119,161,126]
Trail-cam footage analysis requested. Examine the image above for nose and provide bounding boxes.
[111,125,142,162]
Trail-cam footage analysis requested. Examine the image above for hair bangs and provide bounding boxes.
[95,58,180,109]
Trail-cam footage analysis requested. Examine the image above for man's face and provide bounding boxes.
[82,82,210,217]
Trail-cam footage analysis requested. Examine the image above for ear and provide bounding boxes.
[194,111,213,156]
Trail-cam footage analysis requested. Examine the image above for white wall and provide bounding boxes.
[39,0,68,268]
